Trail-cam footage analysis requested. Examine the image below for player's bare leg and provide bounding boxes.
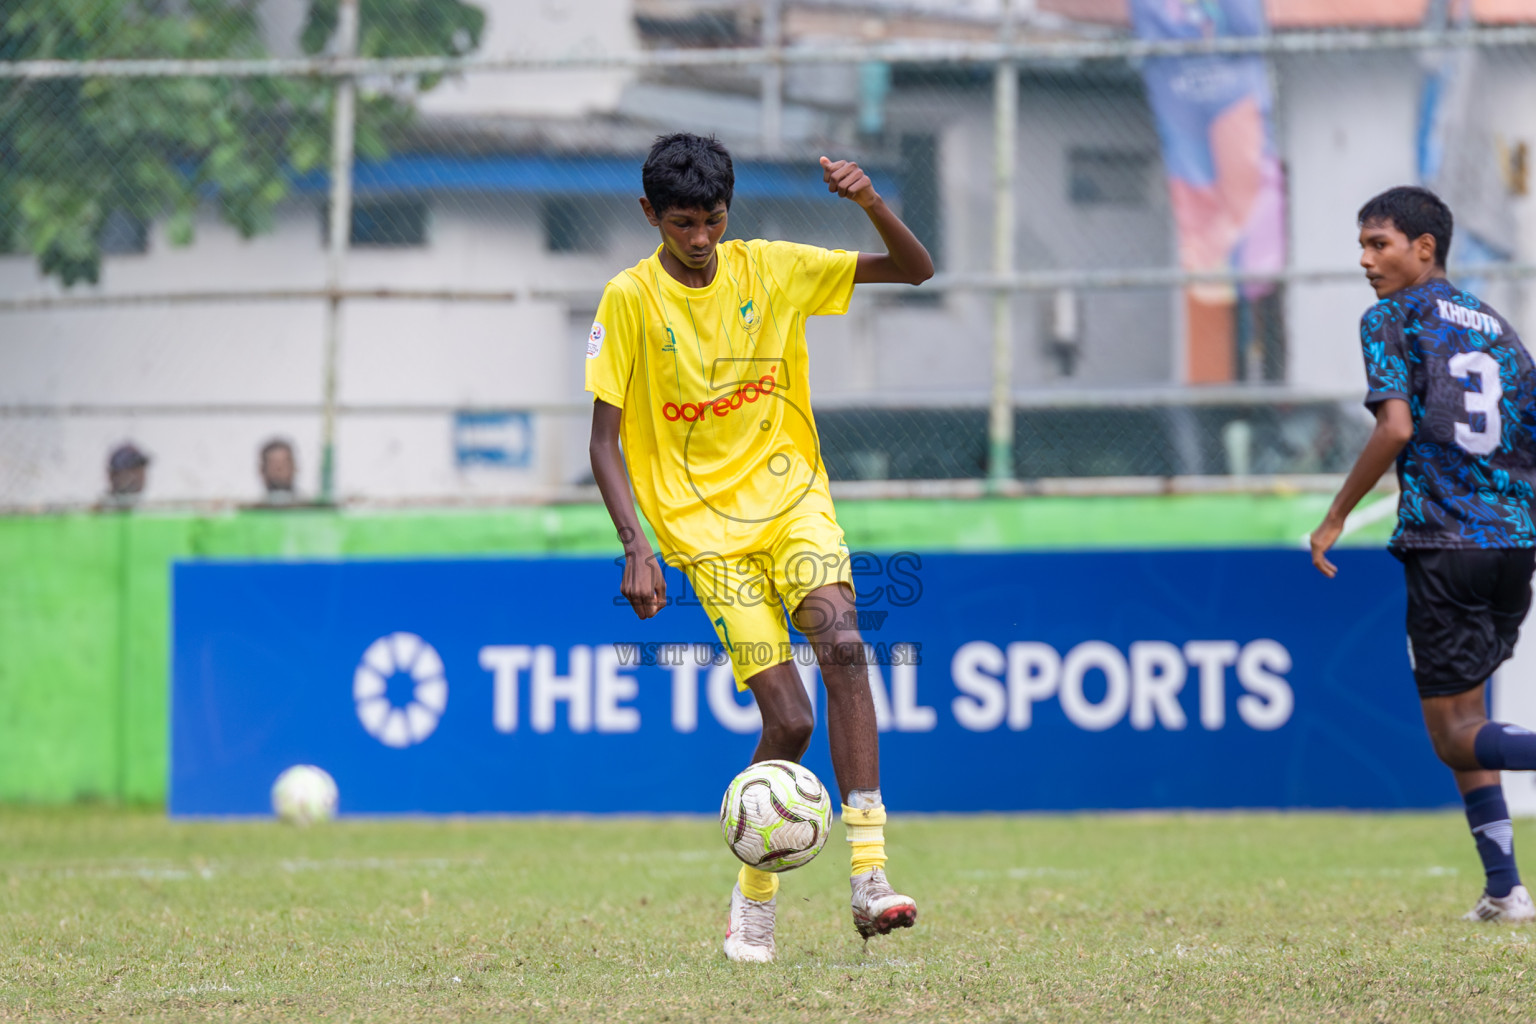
[1422,686,1499,771]
[792,582,878,796]
[1421,686,1536,922]
[744,664,815,765]
[793,582,917,938]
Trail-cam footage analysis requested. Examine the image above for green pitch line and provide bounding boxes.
[1,808,1529,1022]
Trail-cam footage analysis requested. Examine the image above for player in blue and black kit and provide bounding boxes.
[1312,186,1536,922]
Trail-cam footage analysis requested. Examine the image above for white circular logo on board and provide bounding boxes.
[587,322,605,359]
[353,632,448,748]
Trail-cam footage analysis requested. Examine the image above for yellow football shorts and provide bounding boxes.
[682,511,854,689]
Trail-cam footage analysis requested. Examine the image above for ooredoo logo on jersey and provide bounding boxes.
[661,366,780,423]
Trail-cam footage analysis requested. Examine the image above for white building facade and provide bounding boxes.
[3,0,1534,506]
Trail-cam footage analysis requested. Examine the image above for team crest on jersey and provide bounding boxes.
[586,322,605,359]
[738,298,762,335]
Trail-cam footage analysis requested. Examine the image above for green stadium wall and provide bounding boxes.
[0,493,1390,805]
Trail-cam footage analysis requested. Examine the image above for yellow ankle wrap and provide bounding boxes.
[842,803,888,876]
[842,803,887,842]
[737,862,779,902]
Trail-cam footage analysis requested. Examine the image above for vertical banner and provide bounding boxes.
[1418,0,1517,294]
[1131,0,1287,383]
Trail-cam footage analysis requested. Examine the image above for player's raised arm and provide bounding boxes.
[1309,398,1413,577]
[588,399,667,619]
[819,156,934,286]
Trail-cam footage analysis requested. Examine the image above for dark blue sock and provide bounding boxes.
[1464,784,1520,898]
[1474,722,1536,770]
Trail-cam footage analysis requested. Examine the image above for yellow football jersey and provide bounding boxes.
[585,239,858,560]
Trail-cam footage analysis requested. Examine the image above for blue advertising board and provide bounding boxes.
[170,549,1453,816]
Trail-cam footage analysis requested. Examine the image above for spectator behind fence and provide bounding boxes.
[259,438,298,505]
[103,442,149,509]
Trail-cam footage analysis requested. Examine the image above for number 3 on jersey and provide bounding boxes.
[1448,350,1503,455]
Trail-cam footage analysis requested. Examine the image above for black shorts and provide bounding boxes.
[1402,547,1536,698]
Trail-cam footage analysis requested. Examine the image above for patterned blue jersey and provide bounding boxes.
[1361,277,1536,550]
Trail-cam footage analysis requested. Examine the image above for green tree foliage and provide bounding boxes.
[0,0,485,286]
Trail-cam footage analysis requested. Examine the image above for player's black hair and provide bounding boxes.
[1357,186,1453,268]
[642,133,734,216]
[260,437,293,462]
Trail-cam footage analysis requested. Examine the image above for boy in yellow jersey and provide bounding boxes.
[586,133,933,961]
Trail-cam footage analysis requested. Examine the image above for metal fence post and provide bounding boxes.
[987,2,1018,491]
[320,0,359,505]
[761,0,783,153]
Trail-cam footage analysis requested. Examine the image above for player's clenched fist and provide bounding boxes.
[820,156,877,208]
[621,550,667,619]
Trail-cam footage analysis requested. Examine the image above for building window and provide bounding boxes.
[322,198,429,247]
[543,198,604,254]
[1068,149,1151,206]
[99,210,149,255]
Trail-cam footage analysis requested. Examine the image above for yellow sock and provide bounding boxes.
[843,803,888,877]
[737,863,779,902]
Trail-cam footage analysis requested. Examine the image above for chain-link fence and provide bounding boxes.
[3,0,1535,511]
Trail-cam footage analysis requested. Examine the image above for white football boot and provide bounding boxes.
[723,883,776,962]
[1463,884,1536,923]
[850,867,918,938]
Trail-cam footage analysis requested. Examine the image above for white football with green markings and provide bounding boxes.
[719,760,832,872]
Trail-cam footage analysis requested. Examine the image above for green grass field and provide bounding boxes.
[4,808,1535,1022]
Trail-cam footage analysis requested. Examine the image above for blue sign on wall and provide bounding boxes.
[453,411,534,467]
[170,549,1452,816]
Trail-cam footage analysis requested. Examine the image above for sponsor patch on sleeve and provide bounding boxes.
[586,322,605,359]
